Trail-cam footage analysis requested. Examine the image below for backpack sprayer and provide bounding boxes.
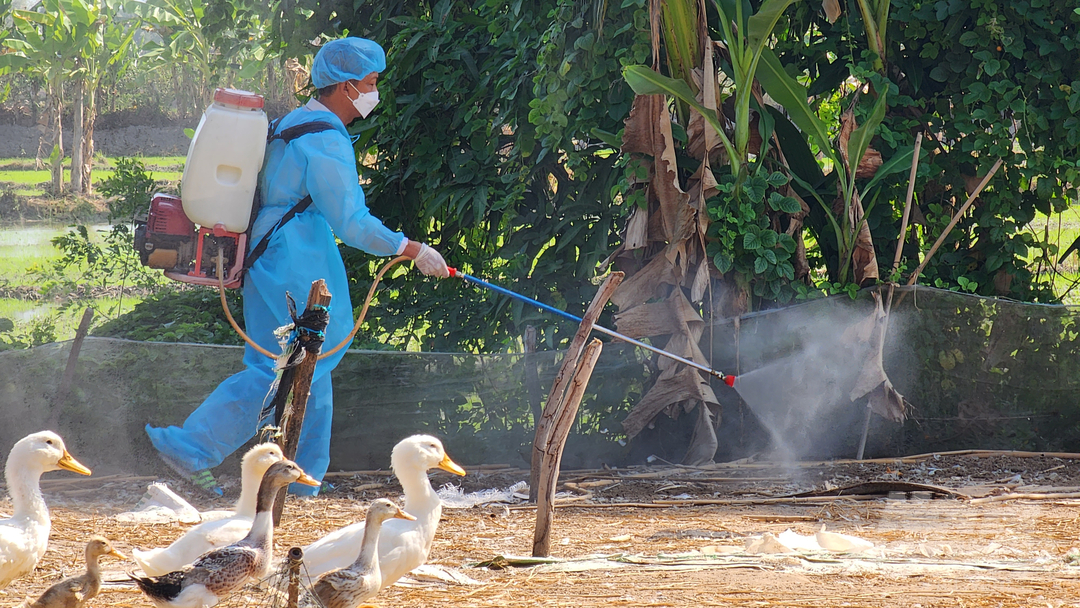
[134,89,336,290]
[132,89,737,384]
[134,88,268,289]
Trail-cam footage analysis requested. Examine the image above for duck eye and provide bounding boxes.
[45,440,53,445]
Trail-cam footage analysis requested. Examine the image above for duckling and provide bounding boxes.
[0,431,92,589]
[130,459,318,608]
[311,499,415,608]
[301,435,465,588]
[133,443,285,575]
[24,536,126,608]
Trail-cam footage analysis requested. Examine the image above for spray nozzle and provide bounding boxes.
[723,374,736,388]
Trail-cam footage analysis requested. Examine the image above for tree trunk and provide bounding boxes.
[30,79,39,128]
[50,86,63,196]
[82,87,96,194]
[71,77,84,194]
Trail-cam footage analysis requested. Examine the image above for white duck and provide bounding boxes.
[133,443,284,576]
[301,435,465,588]
[131,459,319,608]
[310,498,416,608]
[0,431,92,589]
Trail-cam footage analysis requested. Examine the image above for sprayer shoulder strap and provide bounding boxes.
[267,118,337,144]
[243,118,338,272]
[244,195,314,271]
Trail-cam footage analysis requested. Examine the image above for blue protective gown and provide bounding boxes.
[146,99,406,495]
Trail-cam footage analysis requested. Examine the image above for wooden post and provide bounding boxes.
[273,279,332,525]
[530,272,623,501]
[286,546,303,608]
[533,338,603,557]
[48,307,94,429]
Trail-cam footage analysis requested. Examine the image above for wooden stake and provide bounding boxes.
[891,132,923,275]
[907,158,1003,286]
[530,272,623,501]
[287,546,303,608]
[48,307,94,429]
[533,338,603,557]
[854,135,925,457]
[273,279,332,525]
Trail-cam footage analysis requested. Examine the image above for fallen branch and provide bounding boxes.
[654,495,878,506]
[969,491,1080,505]
[510,502,673,511]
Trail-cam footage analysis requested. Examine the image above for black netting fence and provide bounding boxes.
[0,286,1076,474]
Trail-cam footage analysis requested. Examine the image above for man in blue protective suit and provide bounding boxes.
[145,37,449,496]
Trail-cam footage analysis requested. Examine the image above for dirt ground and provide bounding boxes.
[4,451,1080,607]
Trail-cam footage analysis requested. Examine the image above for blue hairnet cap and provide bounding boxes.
[311,38,387,89]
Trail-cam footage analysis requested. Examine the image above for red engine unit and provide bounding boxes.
[134,193,247,288]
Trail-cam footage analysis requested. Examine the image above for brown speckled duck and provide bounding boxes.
[311,499,415,608]
[133,443,285,576]
[130,459,318,608]
[24,536,126,608]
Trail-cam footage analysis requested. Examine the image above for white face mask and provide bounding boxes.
[348,81,379,118]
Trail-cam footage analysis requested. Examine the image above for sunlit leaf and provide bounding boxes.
[756,48,837,165]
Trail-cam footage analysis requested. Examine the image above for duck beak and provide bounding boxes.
[296,473,321,487]
[437,454,466,476]
[57,451,92,476]
[109,549,128,560]
[395,507,417,521]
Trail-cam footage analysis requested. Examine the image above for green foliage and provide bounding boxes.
[880,0,1079,301]
[332,0,649,352]
[30,157,164,319]
[92,287,244,344]
[131,0,276,117]
[37,223,163,294]
[530,0,650,159]
[706,168,800,302]
[97,156,156,221]
[773,0,1079,301]
[0,314,57,350]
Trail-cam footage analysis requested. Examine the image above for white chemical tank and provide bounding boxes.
[180,88,269,233]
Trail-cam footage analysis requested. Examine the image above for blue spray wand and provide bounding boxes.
[447,267,736,387]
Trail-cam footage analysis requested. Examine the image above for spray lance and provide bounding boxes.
[447,268,737,387]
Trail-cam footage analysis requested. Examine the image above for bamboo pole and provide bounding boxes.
[907,158,1004,286]
[534,338,603,557]
[855,133,923,458]
[530,272,623,501]
[273,279,332,525]
[892,132,924,276]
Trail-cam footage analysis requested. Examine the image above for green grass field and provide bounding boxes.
[0,226,64,285]
[0,222,145,343]
[1028,206,1080,306]
[0,155,184,197]
[0,155,184,344]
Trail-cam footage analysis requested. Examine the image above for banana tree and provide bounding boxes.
[624,1,899,287]
[1,0,84,195]
[131,0,276,119]
[613,0,908,464]
[75,0,136,193]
